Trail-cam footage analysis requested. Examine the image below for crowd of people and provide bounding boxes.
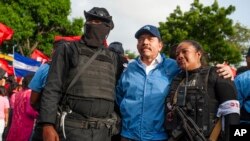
[0,6,249,141]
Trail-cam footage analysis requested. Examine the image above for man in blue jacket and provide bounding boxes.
[116,25,179,141]
[234,70,250,124]
[116,25,235,141]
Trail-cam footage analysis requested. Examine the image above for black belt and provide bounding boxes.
[65,119,106,129]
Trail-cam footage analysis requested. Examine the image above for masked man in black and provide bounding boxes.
[39,7,123,141]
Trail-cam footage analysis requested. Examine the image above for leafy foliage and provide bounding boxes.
[125,50,137,59]
[229,23,250,55]
[0,0,83,56]
[159,0,249,65]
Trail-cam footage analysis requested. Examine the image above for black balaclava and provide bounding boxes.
[84,22,111,47]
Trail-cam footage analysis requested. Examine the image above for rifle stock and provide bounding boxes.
[208,118,221,141]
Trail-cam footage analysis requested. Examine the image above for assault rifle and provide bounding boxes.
[173,106,207,141]
[171,85,207,141]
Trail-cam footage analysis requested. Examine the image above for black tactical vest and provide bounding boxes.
[64,42,117,101]
[165,67,219,137]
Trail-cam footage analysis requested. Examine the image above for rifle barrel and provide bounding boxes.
[175,106,207,141]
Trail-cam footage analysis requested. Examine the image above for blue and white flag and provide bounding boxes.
[13,52,41,77]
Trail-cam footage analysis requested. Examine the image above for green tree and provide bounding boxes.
[0,0,83,56]
[159,0,248,65]
[125,50,137,59]
[229,22,250,55]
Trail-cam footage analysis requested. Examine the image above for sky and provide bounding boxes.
[69,0,250,54]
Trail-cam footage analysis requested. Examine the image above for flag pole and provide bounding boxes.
[12,44,17,77]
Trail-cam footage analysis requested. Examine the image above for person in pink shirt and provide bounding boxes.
[6,74,38,141]
[0,86,9,141]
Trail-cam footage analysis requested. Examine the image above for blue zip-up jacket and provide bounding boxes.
[116,54,180,141]
[234,70,250,123]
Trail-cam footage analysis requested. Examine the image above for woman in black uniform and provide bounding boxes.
[165,40,240,141]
